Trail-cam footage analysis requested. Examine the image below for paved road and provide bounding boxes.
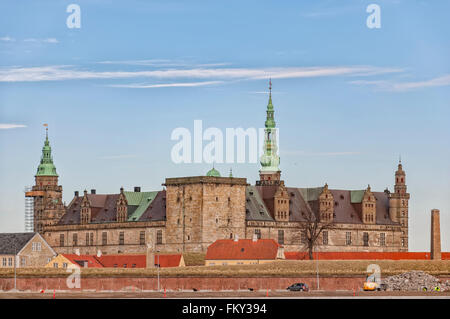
[1,290,449,299]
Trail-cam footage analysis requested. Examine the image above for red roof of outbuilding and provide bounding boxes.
[155,254,183,268]
[206,239,281,260]
[283,251,441,260]
[96,254,146,268]
[61,254,104,268]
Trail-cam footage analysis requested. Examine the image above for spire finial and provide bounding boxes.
[43,123,48,141]
[229,168,233,178]
[269,78,272,97]
[399,154,402,164]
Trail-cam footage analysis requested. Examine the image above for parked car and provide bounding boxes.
[287,283,309,291]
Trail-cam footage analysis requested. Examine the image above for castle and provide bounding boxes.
[26,82,410,255]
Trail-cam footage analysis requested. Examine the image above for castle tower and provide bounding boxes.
[257,79,281,186]
[25,125,65,233]
[389,159,410,250]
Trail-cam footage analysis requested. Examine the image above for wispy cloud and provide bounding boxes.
[0,65,402,83]
[99,154,137,160]
[281,150,360,156]
[0,124,27,130]
[106,81,223,88]
[98,59,229,68]
[23,38,58,44]
[0,36,15,42]
[350,74,450,91]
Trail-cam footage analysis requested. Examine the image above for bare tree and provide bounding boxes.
[295,210,333,260]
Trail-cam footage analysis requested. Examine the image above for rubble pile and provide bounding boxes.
[383,271,450,291]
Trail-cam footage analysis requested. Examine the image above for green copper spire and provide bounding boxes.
[36,125,58,177]
[260,79,280,172]
[265,78,275,128]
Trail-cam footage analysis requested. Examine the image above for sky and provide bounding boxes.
[0,0,449,251]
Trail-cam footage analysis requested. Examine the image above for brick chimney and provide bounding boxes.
[431,209,441,260]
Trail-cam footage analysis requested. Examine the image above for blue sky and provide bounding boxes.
[0,0,449,251]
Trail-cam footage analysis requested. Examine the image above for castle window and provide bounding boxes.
[119,232,124,245]
[73,233,78,246]
[401,238,405,247]
[278,230,284,245]
[380,233,386,246]
[345,232,352,245]
[156,230,163,245]
[140,231,146,245]
[323,231,328,245]
[363,232,369,246]
[102,232,108,246]
[254,229,261,239]
[59,234,65,247]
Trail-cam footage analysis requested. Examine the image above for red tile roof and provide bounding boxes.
[61,254,104,268]
[155,254,183,268]
[283,251,449,260]
[206,239,281,260]
[93,254,183,268]
[96,254,146,268]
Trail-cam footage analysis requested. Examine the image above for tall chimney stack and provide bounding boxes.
[431,209,441,260]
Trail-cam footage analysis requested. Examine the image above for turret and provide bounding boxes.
[389,159,410,250]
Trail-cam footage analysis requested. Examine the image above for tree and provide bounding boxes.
[296,209,333,260]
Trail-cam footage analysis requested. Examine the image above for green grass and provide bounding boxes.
[0,260,449,278]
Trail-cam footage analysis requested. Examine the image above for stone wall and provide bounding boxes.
[1,276,449,292]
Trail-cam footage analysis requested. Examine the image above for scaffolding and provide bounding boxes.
[24,186,34,232]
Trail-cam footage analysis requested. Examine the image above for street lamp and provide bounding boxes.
[315,246,320,291]
[157,249,160,292]
[14,244,17,291]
